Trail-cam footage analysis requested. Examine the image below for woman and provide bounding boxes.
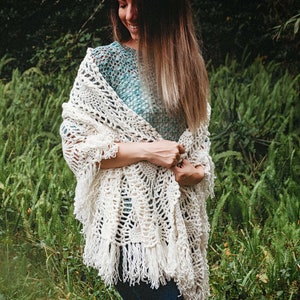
[60,0,214,299]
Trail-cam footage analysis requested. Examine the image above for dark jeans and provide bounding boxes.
[115,279,183,300]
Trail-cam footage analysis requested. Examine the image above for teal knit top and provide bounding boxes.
[92,41,186,141]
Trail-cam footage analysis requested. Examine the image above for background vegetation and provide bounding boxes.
[0,0,300,76]
[0,0,299,299]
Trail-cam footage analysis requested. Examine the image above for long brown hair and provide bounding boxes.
[109,0,209,132]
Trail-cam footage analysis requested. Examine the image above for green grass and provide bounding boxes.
[207,58,300,299]
[0,56,299,299]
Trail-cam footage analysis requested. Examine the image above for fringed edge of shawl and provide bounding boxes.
[81,236,201,293]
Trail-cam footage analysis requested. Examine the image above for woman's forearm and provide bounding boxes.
[100,142,146,169]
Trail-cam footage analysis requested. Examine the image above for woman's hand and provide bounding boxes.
[143,140,185,169]
[100,140,185,169]
[173,159,205,186]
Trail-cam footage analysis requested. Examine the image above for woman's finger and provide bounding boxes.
[178,144,185,154]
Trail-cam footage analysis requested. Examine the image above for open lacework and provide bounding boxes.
[60,48,214,299]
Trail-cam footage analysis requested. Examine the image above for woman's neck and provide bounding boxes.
[122,39,139,50]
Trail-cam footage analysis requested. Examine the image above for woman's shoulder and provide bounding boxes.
[91,41,133,61]
[92,41,119,55]
[90,41,135,74]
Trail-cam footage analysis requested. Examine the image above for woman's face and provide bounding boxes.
[118,0,139,41]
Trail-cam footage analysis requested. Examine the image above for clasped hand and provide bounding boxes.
[146,140,205,186]
[173,159,205,186]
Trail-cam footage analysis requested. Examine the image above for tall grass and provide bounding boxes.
[0,63,120,299]
[0,56,299,299]
[208,58,300,299]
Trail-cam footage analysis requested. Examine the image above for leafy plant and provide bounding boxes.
[273,12,300,39]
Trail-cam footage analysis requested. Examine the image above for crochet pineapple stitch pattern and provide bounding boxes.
[60,47,214,300]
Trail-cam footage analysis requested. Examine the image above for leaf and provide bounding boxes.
[294,18,300,34]
[213,150,243,163]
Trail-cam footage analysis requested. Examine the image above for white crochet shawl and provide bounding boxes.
[60,48,214,299]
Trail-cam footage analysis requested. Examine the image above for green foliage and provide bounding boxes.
[30,30,104,74]
[193,0,300,71]
[273,13,300,40]
[0,0,110,76]
[1,0,300,76]
[207,59,300,299]
[0,243,51,299]
[0,57,120,299]
[208,57,300,223]
[0,55,299,299]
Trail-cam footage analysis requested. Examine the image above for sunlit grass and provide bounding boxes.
[0,241,54,299]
